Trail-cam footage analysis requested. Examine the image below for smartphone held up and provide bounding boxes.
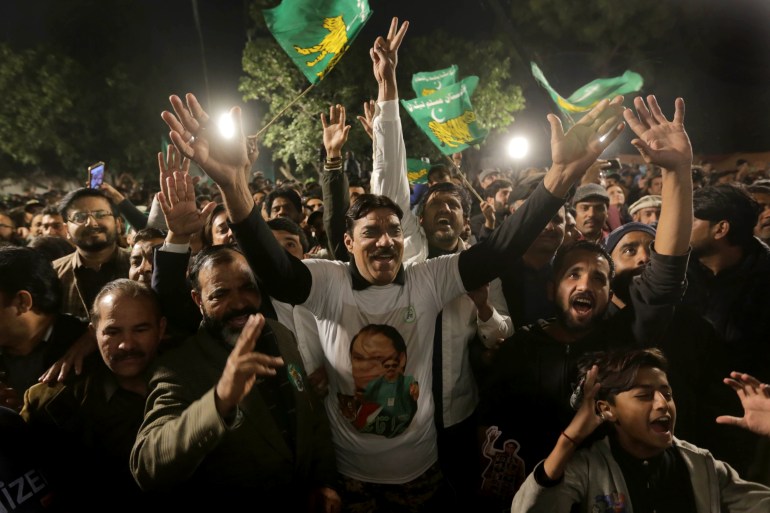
[87,162,105,189]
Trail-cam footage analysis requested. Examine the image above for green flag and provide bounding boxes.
[264,0,372,85]
[401,77,487,155]
[411,65,458,97]
[531,62,643,114]
[407,158,430,185]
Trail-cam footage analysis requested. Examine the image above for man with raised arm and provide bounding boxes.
[159,17,624,510]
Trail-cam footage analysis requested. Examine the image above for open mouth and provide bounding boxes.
[571,294,595,314]
[227,314,251,328]
[650,415,672,434]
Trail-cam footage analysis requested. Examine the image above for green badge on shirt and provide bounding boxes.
[404,306,417,323]
[287,364,305,392]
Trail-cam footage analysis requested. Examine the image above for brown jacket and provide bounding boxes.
[52,247,131,319]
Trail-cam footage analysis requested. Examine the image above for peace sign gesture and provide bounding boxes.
[371,17,409,102]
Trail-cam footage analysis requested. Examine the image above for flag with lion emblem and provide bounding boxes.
[401,76,488,155]
[264,0,372,84]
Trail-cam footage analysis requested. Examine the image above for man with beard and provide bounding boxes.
[748,183,770,246]
[22,279,167,510]
[477,95,693,511]
[470,179,512,239]
[53,188,130,319]
[572,183,609,243]
[131,246,340,509]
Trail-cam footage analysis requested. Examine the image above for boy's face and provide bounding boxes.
[602,366,676,459]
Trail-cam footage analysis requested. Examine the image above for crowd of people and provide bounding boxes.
[1,17,770,513]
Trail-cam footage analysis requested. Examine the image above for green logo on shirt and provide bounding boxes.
[403,306,416,323]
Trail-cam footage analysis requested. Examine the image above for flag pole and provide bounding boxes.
[443,154,484,203]
[252,83,316,139]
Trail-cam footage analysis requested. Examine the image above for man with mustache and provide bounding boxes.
[748,183,770,246]
[21,279,167,510]
[128,228,165,288]
[478,96,694,510]
[157,16,626,510]
[53,188,131,320]
[131,246,340,510]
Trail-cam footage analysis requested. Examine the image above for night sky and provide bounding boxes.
[1,0,769,169]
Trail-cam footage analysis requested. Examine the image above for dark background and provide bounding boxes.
[1,0,769,174]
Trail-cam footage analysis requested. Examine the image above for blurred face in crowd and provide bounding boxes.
[633,207,661,225]
[647,176,663,195]
[488,187,512,212]
[0,214,16,242]
[306,198,324,213]
[606,185,625,206]
[41,213,67,239]
[574,200,608,240]
[689,217,718,258]
[94,293,165,382]
[527,207,565,256]
[480,172,500,189]
[420,190,465,251]
[65,196,118,252]
[349,186,366,204]
[212,211,234,246]
[599,366,676,459]
[129,237,164,287]
[610,231,654,303]
[270,196,302,224]
[563,212,580,246]
[551,248,612,333]
[29,214,43,237]
[750,191,770,243]
[345,208,404,286]
[271,229,304,260]
[193,252,261,346]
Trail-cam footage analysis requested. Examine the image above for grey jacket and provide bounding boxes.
[511,437,770,513]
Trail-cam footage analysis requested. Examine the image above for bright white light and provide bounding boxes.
[507,136,529,160]
[218,113,235,139]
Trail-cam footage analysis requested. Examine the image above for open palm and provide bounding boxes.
[717,372,770,437]
[624,96,692,171]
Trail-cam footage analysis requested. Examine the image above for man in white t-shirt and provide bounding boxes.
[159,18,626,511]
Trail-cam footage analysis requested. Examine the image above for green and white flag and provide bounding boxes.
[264,0,372,84]
[531,62,643,114]
[401,76,487,155]
[411,65,458,97]
[407,158,430,185]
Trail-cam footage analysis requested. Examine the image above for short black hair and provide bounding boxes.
[27,236,75,262]
[265,187,302,217]
[693,184,760,247]
[577,348,668,404]
[267,217,309,253]
[0,246,62,314]
[91,278,162,325]
[345,194,403,236]
[427,164,451,183]
[484,179,513,200]
[133,227,165,244]
[552,240,615,281]
[415,182,471,220]
[57,188,118,221]
[41,206,61,217]
[188,245,254,293]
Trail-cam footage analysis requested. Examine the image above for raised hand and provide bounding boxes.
[356,100,376,141]
[545,97,625,196]
[158,144,191,203]
[624,96,692,172]
[716,371,770,437]
[158,170,216,238]
[161,93,249,190]
[567,365,605,443]
[371,18,409,102]
[321,104,351,159]
[214,314,284,417]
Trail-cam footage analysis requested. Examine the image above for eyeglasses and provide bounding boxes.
[68,210,114,225]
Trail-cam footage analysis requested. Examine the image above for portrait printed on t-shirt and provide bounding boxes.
[337,324,419,438]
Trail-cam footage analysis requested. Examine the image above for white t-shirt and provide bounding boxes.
[303,255,466,484]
